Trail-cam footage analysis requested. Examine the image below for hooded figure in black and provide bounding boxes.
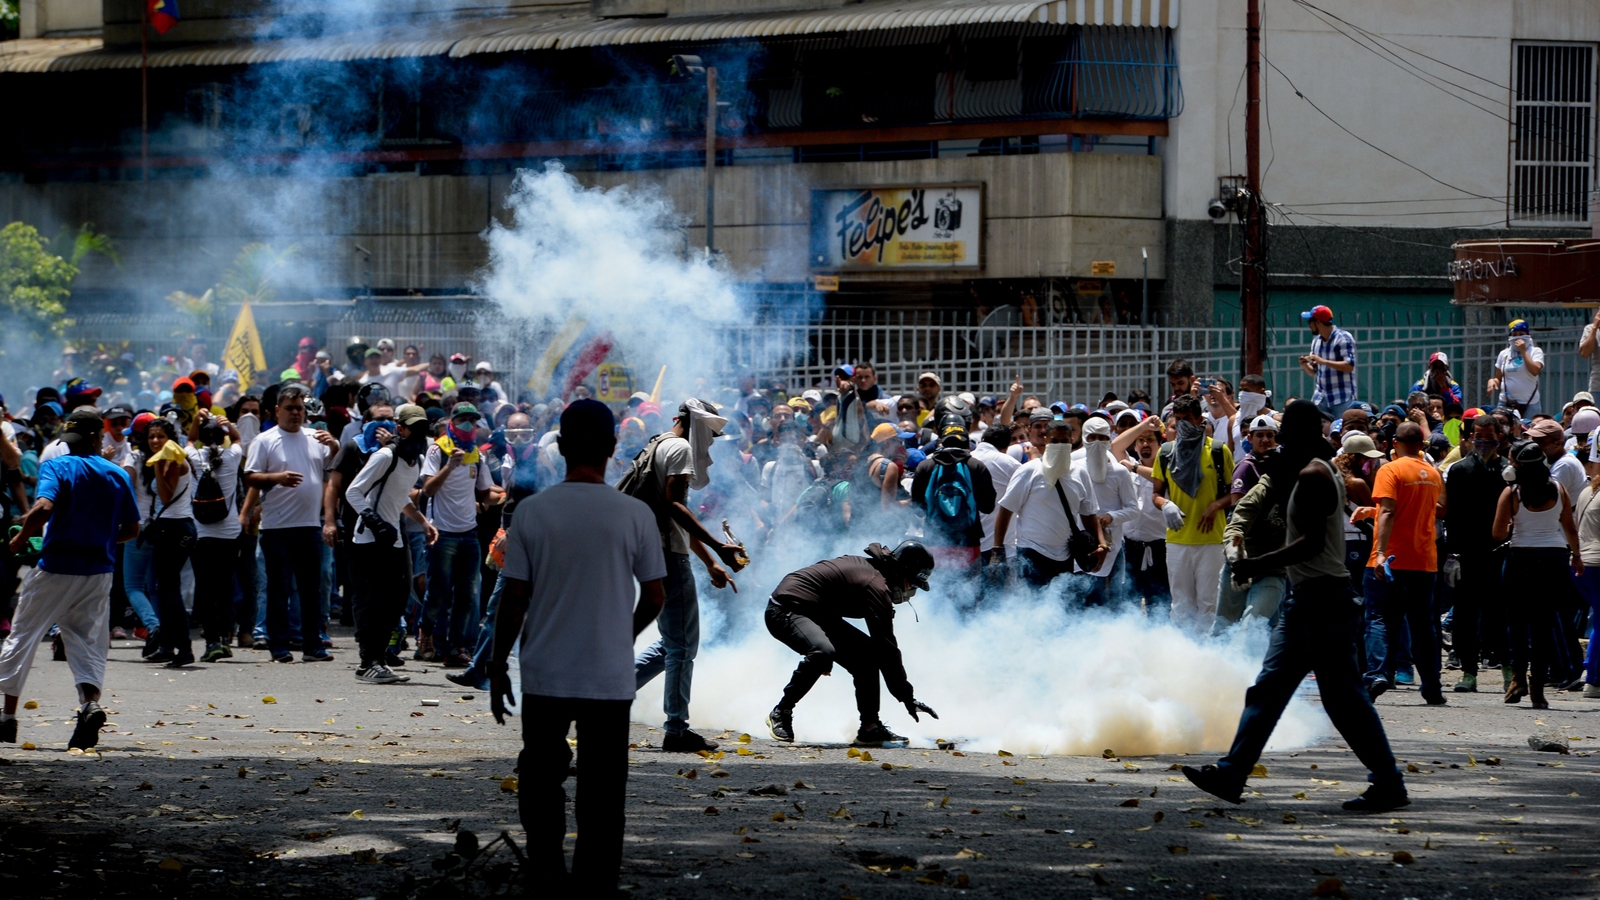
[911,420,996,556]
[764,541,940,747]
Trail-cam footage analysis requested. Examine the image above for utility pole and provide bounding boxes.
[705,66,718,255]
[1241,0,1266,375]
[140,0,150,181]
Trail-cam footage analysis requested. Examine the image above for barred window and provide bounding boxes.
[1511,42,1596,224]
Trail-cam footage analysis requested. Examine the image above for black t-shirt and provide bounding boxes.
[1444,453,1509,554]
[330,438,372,533]
[910,447,996,548]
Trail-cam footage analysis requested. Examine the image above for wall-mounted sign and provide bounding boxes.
[1451,238,1600,306]
[1448,257,1518,281]
[595,362,633,404]
[1090,260,1117,276]
[813,274,840,291]
[810,184,983,270]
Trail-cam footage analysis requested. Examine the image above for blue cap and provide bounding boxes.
[904,448,927,467]
[37,401,63,416]
[897,430,917,442]
[1049,401,1070,415]
[833,364,854,378]
[978,395,996,408]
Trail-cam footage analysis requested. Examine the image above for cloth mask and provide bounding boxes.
[1237,391,1268,420]
[1086,439,1112,484]
[683,399,728,491]
[449,363,467,380]
[1042,442,1072,487]
[1170,420,1207,498]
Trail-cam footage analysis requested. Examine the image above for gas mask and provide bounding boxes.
[888,584,917,605]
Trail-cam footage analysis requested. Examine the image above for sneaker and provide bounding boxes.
[383,652,407,669]
[446,670,489,691]
[1445,651,1460,670]
[252,638,270,651]
[415,633,437,662]
[68,701,107,751]
[356,664,408,685]
[133,626,148,641]
[1563,676,1588,693]
[51,634,65,661]
[1342,784,1410,812]
[1366,679,1391,702]
[1181,764,1244,804]
[201,643,233,663]
[145,649,175,664]
[1452,674,1478,693]
[852,722,908,747]
[442,651,472,669]
[0,718,15,743]
[272,652,295,664]
[163,653,196,669]
[303,652,335,663]
[111,627,129,640]
[141,630,162,659]
[767,706,794,743]
[661,731,720,753]
[1394,669,1415,686]
[1584,683,1600,699]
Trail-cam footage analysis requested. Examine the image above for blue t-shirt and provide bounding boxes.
[35,454,139,576]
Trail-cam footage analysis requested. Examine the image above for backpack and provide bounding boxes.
[924,459,978,532]
[191,459,229,525]
[617,433,675,542]
[1157,440,1228,503]
[793,478,840,531]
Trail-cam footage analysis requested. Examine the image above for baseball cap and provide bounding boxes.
[298,336,317,349]
[451,402,483,421]
[629,392,651,405]
[37,400,63,417]
[871,423,898,442]
[1341,432,1384,459]
[475,361,493,372]
[1028,408,1055,424]
[60,407,106,445]
[833,364,854,378]
[917,372,941,387]
[279,368,301,382]
[172,377,195,392]
[1428,352,1449,366]
[315,350,331,361]
[1462,407,1484,421]
[103,403,134,421]
[394,404,429,427]
[124,412,156,436]
[364,347,382,359]
[1248,414,1279,433]
[1300,305,1333,323]
[1573,391,1596,407]
[449,352,468,363]
[376,338,396,350]
[63,378,101,401]
[977,395,996,409]
[1509,318,1530,334]
[1527,418,1564,441]
[1114,408,1143,426]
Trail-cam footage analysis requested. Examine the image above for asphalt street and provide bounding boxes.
[3,629,1598,900]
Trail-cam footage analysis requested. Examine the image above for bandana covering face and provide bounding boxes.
[1086,439,1112,484]
[1042,442,1072,487]
[449,363,467,380]
[683,399,728,491]
[435,432,480,465]
[1237,391,1268,420]
[1170,420,1207,498]
[356,419,394,455]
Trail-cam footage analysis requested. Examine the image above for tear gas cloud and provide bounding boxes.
[474,159,1327,758]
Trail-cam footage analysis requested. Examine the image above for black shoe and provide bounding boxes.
[661,731,719,753]
[852,722,907,747]
[51,634,65,661]
[1182,764,1244,804]
[145,649,175,664]
[1446,651,1460,670]
[767,706,794,743]
[251,638,270,651]
[272,652,295,664]
[446,670,489,691]
[1366,679,1391,702]
[1342,784,1410,812]
[1563,676,1589,693]
[141,630,163,659]
[302,652,334,663]
[68,701,107,751]
[1422,691,1447,706]
[164,653,196,669]
[443,652,472,669]
[384,653,407,668]
[0,718,15,743]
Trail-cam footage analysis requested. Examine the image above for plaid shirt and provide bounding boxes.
[1311,327,1358,405]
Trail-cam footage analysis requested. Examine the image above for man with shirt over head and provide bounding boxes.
[488,399,667,897]
[992,416,1106,591]
[0,408,139,749]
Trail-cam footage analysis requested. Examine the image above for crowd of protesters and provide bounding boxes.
[1,304,1599,890]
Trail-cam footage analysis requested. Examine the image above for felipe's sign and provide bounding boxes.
[810,184,983,270]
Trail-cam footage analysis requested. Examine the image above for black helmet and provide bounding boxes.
[891,540,935,590]
[356,381,390,415]
[345,335,370,369]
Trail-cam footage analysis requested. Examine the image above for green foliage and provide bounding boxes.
[0,222,77,338]
[166,242,296,334]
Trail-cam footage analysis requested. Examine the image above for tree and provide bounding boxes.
[0,222,77,339]
[167,242,297,334]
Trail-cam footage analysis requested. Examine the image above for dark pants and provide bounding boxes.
[1216,575,1401,790]
[1018,548,1074,589]
[191,535,242,644]
[261,527,325,657]
[1362,568,1442,698]
[1505,547,1564,690]
[518,694,630,894]
[351,540,411,666]
[151,518,196,655]
[1451,549,1504,676]
[233,532,259,637]
[1123,538,1171,616]
[978,548,1009,608]
[766,600,883,725]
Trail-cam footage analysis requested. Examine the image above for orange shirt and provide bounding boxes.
[1367,455,1441,572]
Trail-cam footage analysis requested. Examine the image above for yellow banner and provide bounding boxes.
[223,302,268,389]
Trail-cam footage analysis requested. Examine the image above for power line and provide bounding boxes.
[1291,0,1508,92]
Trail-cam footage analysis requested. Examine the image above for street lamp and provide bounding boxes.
[1141,246,1149,326]
[670,54,718,257]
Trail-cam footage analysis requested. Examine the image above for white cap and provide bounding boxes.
[802,389,824,405]
[958,391,976,407]
[1083,416,1113,438]
[1573,391,1596,407]
[1248,414,1278,433]
[1571,407,1600,435]
[475,361,493,372]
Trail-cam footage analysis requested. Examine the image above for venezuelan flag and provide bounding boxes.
[148,0,180,34]
[525,315,615,400]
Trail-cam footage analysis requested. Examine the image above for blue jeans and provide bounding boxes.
[1362,568,1441,697]
[261,527,324,657]
[319,542,334,644]
[1315,397,1359,422]
[121,537,159,631]
[455,571,504,690]
[1576,564,1600,685]
[426,530,481,652]
[635,552,698,735]
[1212,560,1288,635]
[403,529,429,631]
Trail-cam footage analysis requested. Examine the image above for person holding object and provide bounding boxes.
[763,541,939,746]
[1149,394,1234,635]
[1184,400,1407,813]
[0,407,140,750]
[1487,319,1544,418]
[487,399,667,896]
[1299,305,1359,421]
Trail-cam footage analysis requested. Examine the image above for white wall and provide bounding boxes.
[1168,0,1600,230]
[19,0,102,38]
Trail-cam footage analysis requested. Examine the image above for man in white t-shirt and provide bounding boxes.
[993,416,1106,592]
[1488,319,1545,417]
[632,398,746,753]
[487,399,666,896]
[243,384,340,663]
[1073,416,1139,606]
[419,401,498,666]
[972,423,1021,602]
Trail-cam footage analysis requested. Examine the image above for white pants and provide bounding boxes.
[1166,543,1225,637]
[0,569,112,698]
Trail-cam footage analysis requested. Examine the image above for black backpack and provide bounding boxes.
[191,455,229,525]
[616,433,675,542]
[1157,439,1229,502]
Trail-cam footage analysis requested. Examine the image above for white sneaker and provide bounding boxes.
[1585,683,1600,699]
[356,664,408,685]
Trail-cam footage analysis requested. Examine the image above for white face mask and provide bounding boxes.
[1238,391,1268,419]
[1086,439,1111,483]
[449,363,467,379]
[1042,442,1072,486]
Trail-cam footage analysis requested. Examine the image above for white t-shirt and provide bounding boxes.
[244,426,333,530]
[1071,446,1140,576]
[502,481,668,701]
[652,435,695,554]
[156,464,193,521]
[39,439,68,463]
[1124,464,1168,543]
[1495,342,1545,406]
[1585,322,1600,395]
[421,442,494,534]
[1550,452,1587,507]
[345,446,422,548]
[996,458,1099,562]
[103,434,133,469]
[972,441,1021,554]
[187,443,243,539]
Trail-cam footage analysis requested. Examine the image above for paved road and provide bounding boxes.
[3,630,1598,900]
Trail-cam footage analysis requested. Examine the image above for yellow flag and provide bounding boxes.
[224,302,268,388]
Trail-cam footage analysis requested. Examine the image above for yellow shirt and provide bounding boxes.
[1151,437,1235,545]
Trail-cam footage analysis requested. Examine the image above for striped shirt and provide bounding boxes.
[1311,327,1358,406]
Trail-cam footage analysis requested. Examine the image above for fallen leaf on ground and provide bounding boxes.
[1332,845,1351,856]
[997,750,1014,757]
[1393,850,1415,864]
[1250,764,1268,777]
[262,696,277,704]
[500,777,518,793]
[1167,845,1188,854]
[158,859,182,872]
[349,810,364,819]
[22,701,37,710]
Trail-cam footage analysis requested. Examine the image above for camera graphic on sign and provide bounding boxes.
[933,191,963,238]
